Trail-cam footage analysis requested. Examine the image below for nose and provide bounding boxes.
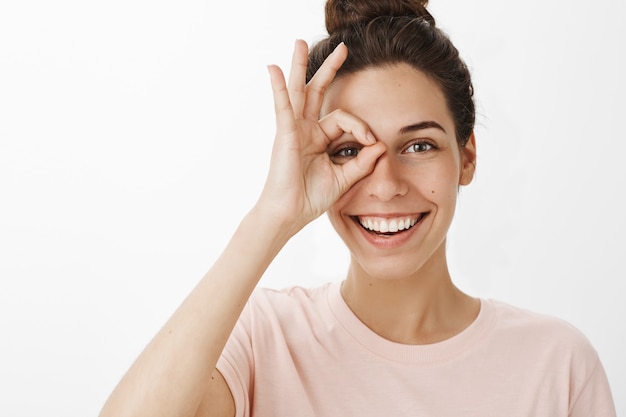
[363,154,408,201]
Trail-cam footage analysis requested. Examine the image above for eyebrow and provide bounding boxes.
[398,121,446,135]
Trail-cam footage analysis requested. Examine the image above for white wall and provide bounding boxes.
[0,0,623,415]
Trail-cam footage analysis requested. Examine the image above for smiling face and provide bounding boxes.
[322,64,476,281]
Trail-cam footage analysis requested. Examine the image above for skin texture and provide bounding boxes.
[98,40,478,417]
[98,40,383,417]
[322,65,479,344]
[324,65,473,280]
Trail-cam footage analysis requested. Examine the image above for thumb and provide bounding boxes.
[337,142,386,192]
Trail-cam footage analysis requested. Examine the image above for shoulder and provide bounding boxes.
[486,298,600,367]
[484,300,615,414]
[249,283,331,312]
[489,299,590,341]
[242,283,336,335]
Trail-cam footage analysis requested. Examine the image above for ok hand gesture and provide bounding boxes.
[259,40,385,235]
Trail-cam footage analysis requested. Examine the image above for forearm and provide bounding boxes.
[99,37,381,417]
[99,206,294,417]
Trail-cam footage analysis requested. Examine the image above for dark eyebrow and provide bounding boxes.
[398,121,446,135]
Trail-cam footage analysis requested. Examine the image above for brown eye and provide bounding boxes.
[336,147,360,158]
[330,144,362,164]
[405,141,435,153]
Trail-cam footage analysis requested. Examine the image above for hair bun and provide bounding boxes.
[325,0,434,34]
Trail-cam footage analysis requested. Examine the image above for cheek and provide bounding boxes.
[326,185,362,234]
[414,160,460,193]
[331,180,361,210]
[327,154,462,215]
[326,196,347,228]
[432,182,460,209]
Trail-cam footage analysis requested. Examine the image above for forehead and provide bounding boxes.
[321,64,454,134]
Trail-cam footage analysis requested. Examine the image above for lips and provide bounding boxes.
[354,214,425,235]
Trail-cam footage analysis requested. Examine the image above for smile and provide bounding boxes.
[354,214,425,235]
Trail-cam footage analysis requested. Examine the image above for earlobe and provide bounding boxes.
[459,133,476,186]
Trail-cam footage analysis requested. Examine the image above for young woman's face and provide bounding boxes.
[321,64,476,280]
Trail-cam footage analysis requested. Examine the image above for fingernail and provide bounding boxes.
[367,132,376,144]
[333,42,345,53]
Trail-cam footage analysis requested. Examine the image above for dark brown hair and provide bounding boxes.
[307,0,475,147]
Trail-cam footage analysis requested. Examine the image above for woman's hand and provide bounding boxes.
[258,40,385,234]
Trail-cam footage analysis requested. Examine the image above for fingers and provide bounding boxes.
[267,64,297,138]
[287,39,309,119]
[303,42,348,120]
[318,109,376,147]
[338,141,386,191]
[318,107,384,193]
[273,40,347,124]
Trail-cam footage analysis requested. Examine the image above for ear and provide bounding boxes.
[459,132,476,186]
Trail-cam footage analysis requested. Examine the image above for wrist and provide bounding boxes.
[243,203,302,249]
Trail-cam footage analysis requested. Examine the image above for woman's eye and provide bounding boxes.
[405,141,435,153]
[336,147,360,158]
[330,145,362,163]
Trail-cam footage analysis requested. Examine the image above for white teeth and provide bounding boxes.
[358,215,420,233]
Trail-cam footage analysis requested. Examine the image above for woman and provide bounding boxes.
[99,0,616,416]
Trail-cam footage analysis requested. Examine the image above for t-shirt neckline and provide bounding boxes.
[326,281,496,366]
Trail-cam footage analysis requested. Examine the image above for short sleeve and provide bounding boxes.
[216,300,255,417]
[568,356,616,417]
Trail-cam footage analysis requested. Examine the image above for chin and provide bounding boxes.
[349,254,433,282]
[347,234,449,283]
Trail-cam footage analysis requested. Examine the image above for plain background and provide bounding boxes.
[0,0,624,415]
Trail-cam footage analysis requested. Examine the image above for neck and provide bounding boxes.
[341,246,479,345]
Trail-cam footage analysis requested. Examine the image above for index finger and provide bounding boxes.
[302,42,348,120]
[318,109,376,147]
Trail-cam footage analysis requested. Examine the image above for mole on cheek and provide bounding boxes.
[431,190,435,194]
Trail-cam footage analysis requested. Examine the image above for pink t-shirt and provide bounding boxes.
[217,283,615,416]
